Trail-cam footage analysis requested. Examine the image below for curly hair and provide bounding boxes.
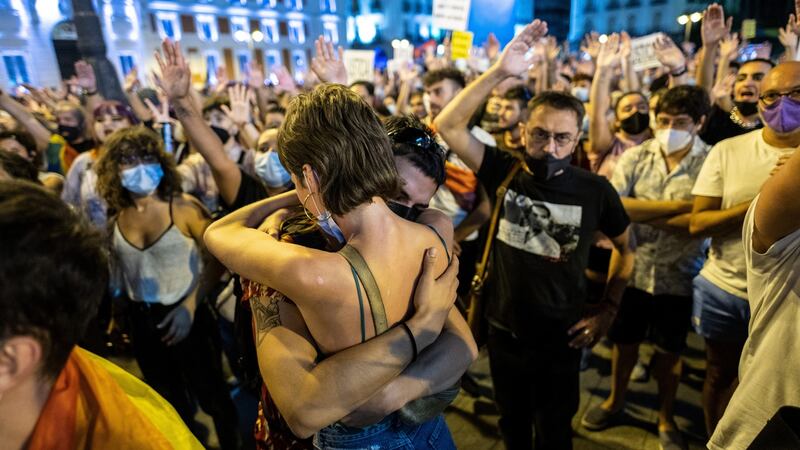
[95,126,181,212]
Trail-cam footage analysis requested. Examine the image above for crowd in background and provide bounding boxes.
[2,2,800,450]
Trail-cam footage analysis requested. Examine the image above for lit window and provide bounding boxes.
[156,12,181,40]
[289,20,305,44]
[119,54,135,75]
[262,19,279,43]
[285,0,303,10]
[323,21,339,44]
[259,0,277,7]
[231,17,249,42]
[266,50,282,70]
[2,54,30,85]
[196,15,218,42]
[237,52,249,75]
[206,52,220,85]
[320,0,335,12]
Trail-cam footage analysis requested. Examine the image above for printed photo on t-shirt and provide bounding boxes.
[497,189,582,262]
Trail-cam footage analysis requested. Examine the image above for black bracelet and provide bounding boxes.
[399,322,418,363]
[670,66,688,77]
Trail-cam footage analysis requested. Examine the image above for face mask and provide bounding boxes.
[619,111,650,135]
[571,86,590,103]
[211,125,231,145]
[734,101,759,117]
[386,103,398,115]
[121,163,164,196]
[581,114,590,133]
[58,124,82,143]
[226,145,242,163]
[524,154,571,181]
[761,97,800,134]
[255,151,291,188]
[654,128,694,155]
[387,201,422,221]
[303,172,345,243]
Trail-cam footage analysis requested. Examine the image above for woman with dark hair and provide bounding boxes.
[0,129,62,192]
[62,100,137,228]
[95,126,241,450]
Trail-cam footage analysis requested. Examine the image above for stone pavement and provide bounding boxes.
[445,333,709,449]
[109,333,709,449]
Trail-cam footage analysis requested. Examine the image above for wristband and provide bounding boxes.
[670,66,688,77]
[84,89,98,96]
[399,322,418,363]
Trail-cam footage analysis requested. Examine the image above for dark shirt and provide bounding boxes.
[223,168,268,212]
[700,105,762,146]
[477,146,629,339]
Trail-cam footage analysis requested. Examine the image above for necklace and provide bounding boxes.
[729,107,761,130]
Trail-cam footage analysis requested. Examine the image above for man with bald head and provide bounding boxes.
[703,61,800,449]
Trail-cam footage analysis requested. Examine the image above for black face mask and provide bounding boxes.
[58,124,83,143]
[387,201,423,221]
[210,125,231,144]
[734,101,759,117]
[524,154,571,181]
[619,112,650,135]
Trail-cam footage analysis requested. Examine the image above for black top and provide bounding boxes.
[477,146,630,339]
[700,105,762,146]
[223,168,268,211]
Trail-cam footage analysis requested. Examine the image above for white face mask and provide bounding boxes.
[655,128,693,155]
[571,86,590,103]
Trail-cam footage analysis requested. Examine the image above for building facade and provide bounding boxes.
[0,0,347,89]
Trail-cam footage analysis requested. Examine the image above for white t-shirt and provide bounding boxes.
[709,196,800,450]
[691,129,793,298]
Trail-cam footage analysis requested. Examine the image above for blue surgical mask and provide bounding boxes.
[121,163,163,196]
[304,172,345,243]
[255,150,292,188]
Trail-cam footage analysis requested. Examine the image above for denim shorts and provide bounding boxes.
[313,414,455,449]
[692,275,751,342]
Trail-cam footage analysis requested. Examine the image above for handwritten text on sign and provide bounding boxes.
[432,0,471,32]
[630,33,663,72]
[343,50,375,85]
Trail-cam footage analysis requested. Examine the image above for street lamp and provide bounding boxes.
[677,11,703,42]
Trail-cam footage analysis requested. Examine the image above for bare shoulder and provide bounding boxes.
[415,208,454,247]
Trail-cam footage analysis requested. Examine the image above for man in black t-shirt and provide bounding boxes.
[435,20,634,449]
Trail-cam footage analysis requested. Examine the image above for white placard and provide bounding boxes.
[394,45,414,63]
[432,0,471,32]
[343,50,375,85]
[630,33,663,72]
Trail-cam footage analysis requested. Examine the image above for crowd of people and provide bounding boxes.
[2,2,800,449]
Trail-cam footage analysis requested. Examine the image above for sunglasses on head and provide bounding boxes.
[388,127,435,149]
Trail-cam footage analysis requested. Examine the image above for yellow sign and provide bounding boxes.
[741,19,756,40]
[451,30,474,60]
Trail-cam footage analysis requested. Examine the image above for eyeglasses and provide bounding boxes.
[528,129,577,148]
[120,154,158,165]
[388,127,436,149]
[759,87,800,105]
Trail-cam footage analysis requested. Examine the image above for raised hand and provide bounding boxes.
[495,19,549,77]
[144,96,171,123]
[711,72,735,103]
[654,34,686,72]
[214,66,230,94]
[73,60,97,92]
[620,31,632,60]
[273,65,297,94]
[596,33,622,70]
[485,32,500,61]
[154,39,192,100]
[701,3,732,46]
[581,31,601,60]
[544,36,560,62]
[123,66,140,93]
[221,84,254,126]
[310,36,347,84]
[719,33,741,62]
[246,61,266,89]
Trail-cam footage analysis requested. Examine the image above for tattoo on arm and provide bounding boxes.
[250,293,282,346]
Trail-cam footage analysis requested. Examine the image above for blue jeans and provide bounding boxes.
[313,414,455,449]
[692,275,750,342]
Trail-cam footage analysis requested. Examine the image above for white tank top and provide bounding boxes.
[112,202,201,305]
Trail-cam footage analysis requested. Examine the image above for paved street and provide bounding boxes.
[109,333,709,449]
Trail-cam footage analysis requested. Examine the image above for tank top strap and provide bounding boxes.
[339,244,388,337]
[423,224,451,265]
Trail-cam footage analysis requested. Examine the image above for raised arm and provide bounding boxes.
[221,84,260,150]
[0,89,53,152]
[619,32,640,92]
[157,39,242,206]
[310,36,347,85]
[123,67,154,122]
[697,4,732,95]
[588,33,622,156]
[73,61,104,121]
[257,247,460,438]
[752,147,800,252]
[654,35,689,88]
[435,19,549,171]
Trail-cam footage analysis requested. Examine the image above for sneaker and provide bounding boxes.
[630,361,650,382]
[580,404,622,431]
[659,428,687,450]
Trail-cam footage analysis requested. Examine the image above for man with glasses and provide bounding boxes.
[709,61,800,450]
[689,62,798,440]
[434,21,634,449]
[581,86,710,450]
